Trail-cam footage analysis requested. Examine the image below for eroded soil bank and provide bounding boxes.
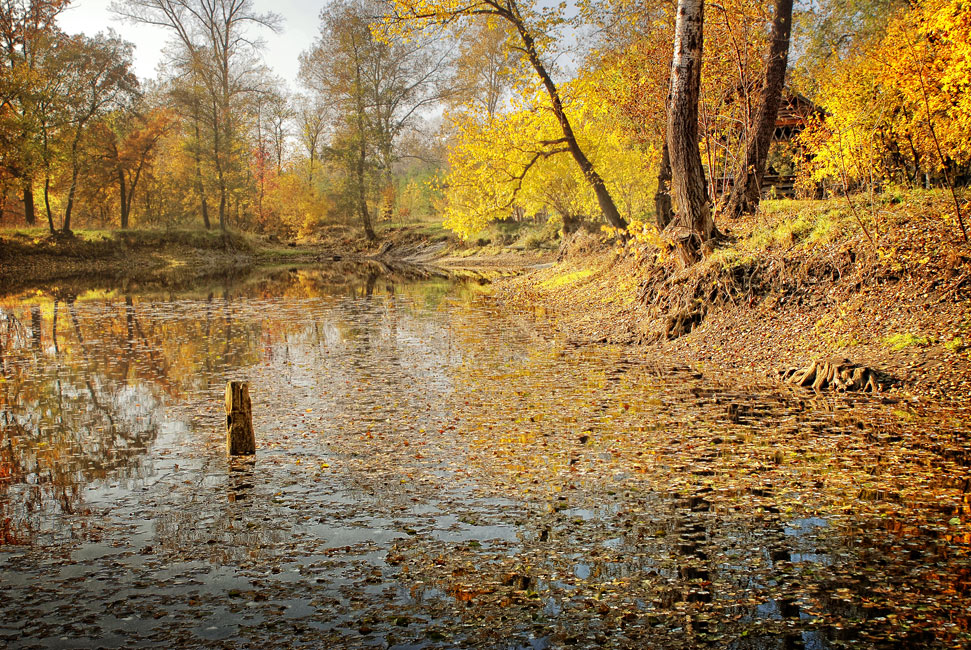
[497,194,971,404]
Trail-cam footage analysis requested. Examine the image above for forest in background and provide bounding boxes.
[0,0,968,253]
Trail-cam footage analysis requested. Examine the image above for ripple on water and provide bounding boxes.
[0,266,968,648]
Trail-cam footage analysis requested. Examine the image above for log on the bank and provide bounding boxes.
[226,381,255,455]
[780,359,880,393]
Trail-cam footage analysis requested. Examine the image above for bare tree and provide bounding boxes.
[114,0,280,231]
[301,0,449,240]
[295,95,327,186]
[447,17,517,119]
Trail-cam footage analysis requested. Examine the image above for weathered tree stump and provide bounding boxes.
[780,358,880,393]
[226,381,255,455]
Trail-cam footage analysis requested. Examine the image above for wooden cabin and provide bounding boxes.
[714,90,823,199]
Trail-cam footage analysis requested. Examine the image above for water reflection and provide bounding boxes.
[0,264,968,649]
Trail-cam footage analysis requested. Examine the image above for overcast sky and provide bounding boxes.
[57,0,323,88]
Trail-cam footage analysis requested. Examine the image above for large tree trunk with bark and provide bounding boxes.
[22,181,35,226]
[723,0,793,219]
[667,0,716,264]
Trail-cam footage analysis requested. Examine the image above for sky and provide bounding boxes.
[57,0,324,88]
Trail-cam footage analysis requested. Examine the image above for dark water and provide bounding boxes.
[0,265,968,649]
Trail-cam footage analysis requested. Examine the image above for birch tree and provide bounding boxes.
[667,0,716,263]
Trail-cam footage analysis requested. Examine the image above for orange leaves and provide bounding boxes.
[806,0,971,188]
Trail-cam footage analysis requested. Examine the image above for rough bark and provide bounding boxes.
[723,0,793,219]
[655,140,673,230]
[226,381,255,455]
[667,0,716,264]
[22,181,35,226]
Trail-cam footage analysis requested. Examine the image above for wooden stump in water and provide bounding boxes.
[226,381,255,455]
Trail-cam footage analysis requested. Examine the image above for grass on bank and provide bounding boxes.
[515,189,970,360]
[0,227,257,258]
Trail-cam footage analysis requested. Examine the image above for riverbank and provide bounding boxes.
[496,191,971,403]
[0,229,320,294]
[0,221,555,296]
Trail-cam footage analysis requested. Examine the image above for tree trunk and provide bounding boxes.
[655,139,674,230]
[192,117,211,230]
[561,213,582,235]
[63,140,81,234]
[218,184,227,232]
[214,120,227,232]
[723,0,793,219]
[514,22,627,233]
[63,167,78,234]
[358,141,376,242]
[351,33,376,242]
[44,176,54,234]
[667,0,716,264]
[22,180,35,226]
[118,168,130,229]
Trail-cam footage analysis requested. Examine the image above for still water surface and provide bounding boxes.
[0,265,968,649]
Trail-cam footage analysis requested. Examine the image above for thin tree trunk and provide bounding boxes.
[218,186,226,232]
[655,139,673,230]
[514,19,627,233]
[192,115,211,230]
[668,0,716,264]
[358,137,376,242]
[63,139,81,234]
[43,176,54,234]
[723,0,793,219]
[352,33,376,242]
[118,168,129,229]
[214,117,227,232]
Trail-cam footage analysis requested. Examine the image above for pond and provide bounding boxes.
[0,264,968,649]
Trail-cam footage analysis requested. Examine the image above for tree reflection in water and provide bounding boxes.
[0,265,967,649]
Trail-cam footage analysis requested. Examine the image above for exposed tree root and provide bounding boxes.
[780,358,881,393]
[636,236,869,342]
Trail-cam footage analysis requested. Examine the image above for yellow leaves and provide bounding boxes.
[442,74,657,239]
[807,0,971,185]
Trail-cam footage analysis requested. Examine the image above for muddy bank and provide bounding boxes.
[0,226,551,296]
[496,195,971,403]
[363,223,555,269]
[0,229,379,297]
